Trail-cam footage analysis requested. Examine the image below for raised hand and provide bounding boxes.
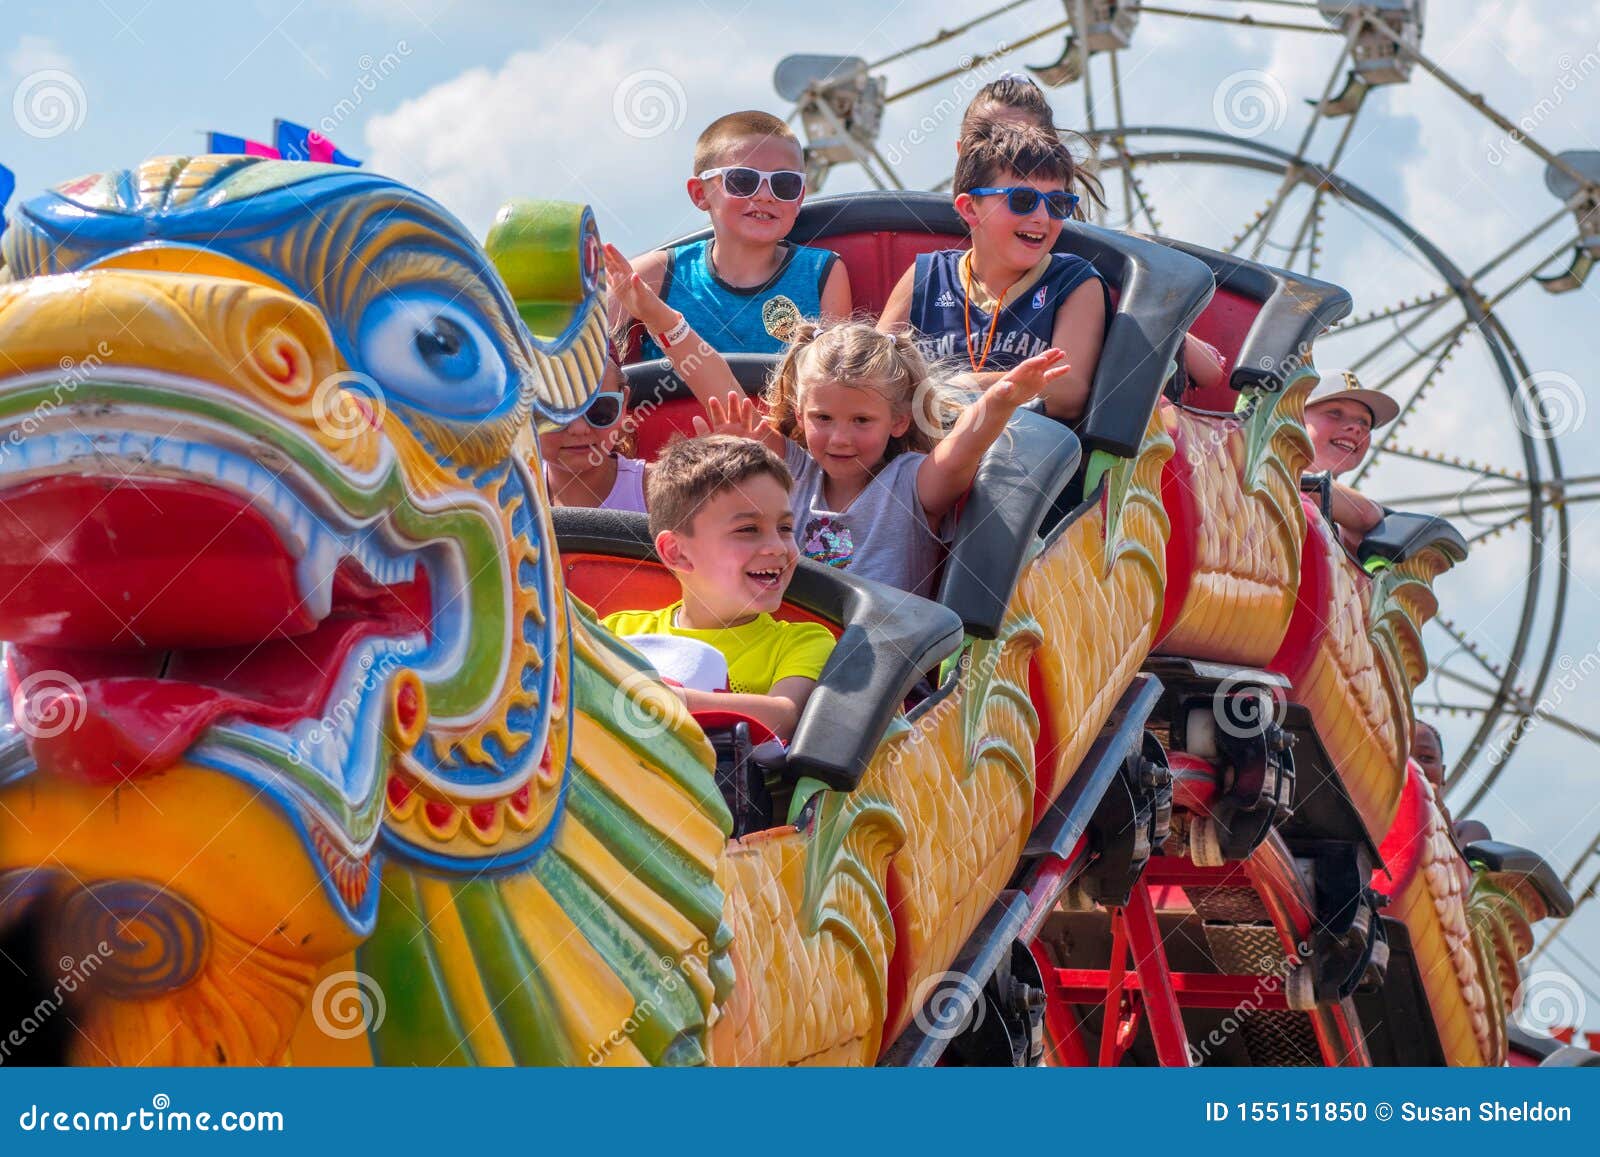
[690,390,768,440]
[989,348,1070,410]
[603,242,675,332]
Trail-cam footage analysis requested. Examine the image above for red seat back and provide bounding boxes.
[1182,285,1259,411]
[561,552,842,637]
[816,230,967,317]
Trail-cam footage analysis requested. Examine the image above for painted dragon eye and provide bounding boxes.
[414,316,479,380]
[358,295,507,417]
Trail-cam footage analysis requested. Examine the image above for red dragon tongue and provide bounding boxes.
[18,678,239,786]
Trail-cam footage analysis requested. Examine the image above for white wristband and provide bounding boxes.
[656,316,692,350]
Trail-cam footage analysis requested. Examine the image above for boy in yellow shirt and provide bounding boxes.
[603,436,834,741]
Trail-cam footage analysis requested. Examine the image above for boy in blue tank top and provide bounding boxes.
[617,111,851,359]
[879,123,1110,421]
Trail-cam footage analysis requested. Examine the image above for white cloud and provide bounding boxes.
[364,24,781,248]
[6,34,74,79]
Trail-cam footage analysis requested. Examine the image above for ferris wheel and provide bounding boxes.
[775,0,1600,963]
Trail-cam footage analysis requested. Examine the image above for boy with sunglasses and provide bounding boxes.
[879,123,1109,420]
[618,111,851,359]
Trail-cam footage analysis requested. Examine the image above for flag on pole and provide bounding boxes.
[274,119,361,167]
[206,123,360,167]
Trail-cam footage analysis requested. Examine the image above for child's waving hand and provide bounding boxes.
[989,348,1071,411]
[690,391,783,452]
[603,243,675,332]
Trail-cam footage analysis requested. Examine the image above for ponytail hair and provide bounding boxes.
[766,320,958,458]
[957,77,1107,221]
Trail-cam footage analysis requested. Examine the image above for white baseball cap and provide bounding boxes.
[1306,369,1399,428]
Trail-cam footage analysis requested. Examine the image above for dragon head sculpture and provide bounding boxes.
[0,157,674,1063]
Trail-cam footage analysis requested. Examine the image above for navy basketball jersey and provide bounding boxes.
[909,249,1106,372]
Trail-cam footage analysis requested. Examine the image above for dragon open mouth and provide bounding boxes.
[0,473,431,785]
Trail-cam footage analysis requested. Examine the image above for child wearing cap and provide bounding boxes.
[1302,369,1398,553]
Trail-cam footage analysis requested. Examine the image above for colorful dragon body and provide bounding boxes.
[0,159,1551,1066]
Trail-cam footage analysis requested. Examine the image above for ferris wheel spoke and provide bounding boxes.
[1107,50,1137,228]
[1342,210,1571,366]
[1329,291,1453,335]
[1371,449,1529,491]
[1349,329,1465,485]
[1431,617,1514,687]
[1432,667,1600,750]
[1563,832,1600,889]
[1135,4,1338,36]
[1463,511,1532,546]
[1369,17,1600,200]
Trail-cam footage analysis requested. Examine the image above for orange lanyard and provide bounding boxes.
[960,258,1009,373]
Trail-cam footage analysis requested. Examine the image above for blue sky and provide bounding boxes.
[3,0,1597,1041]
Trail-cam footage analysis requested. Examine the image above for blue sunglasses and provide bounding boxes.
[969,185,1080,220]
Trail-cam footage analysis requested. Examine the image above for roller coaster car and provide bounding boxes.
[621,192,1494,1068]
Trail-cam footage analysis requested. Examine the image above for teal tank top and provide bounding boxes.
[639,238,838,359]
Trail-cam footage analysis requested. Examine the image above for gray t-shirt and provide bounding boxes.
[784,440,949,598]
